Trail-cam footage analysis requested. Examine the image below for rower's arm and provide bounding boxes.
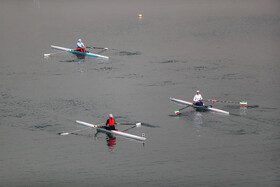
[105,119,109,126]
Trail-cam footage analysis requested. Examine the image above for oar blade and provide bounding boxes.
[136,122,141,127]
[174,110,180,115]
[240,101,248,106]
[58,132,70,136]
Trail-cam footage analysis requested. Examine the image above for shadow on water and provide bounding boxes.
[229,129,258,135]
[59,59,78,63]
[117,51,142,56]
[31,123,62,133]
[157,59,188,64]
[226,105,259,110]
[140,122,160,128]
[159,59,180,64]
[34,124,54,129]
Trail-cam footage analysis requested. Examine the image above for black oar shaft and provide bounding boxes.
[206,99,243,104]
[117,123,136,126]
[179,106,190,111]
[86,46,107,50]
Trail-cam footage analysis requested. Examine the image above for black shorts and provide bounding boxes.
[101,125,116,130]
[109,125,115,130]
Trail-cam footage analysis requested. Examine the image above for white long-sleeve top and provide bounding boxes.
[193,94,203,102]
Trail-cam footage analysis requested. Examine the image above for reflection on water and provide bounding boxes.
[192,111,203,127]
[192,111,203,137]
[106,136,116,152]
[77,58,87,73]
[95,131,117,152]
[240,106,247,116]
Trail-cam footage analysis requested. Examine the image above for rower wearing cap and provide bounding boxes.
[193,90,204,106]
[76,39,86,53]
[105,114,116,130]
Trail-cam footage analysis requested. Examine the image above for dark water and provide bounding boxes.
[1,0,280,186]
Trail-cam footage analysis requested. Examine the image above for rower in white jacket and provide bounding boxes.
[193,90,204,106]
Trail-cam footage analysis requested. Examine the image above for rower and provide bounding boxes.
[76,39,86,52]
[193,90,204,106]
[105,114,116,130]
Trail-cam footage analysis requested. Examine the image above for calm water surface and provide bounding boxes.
[0,0,279,186]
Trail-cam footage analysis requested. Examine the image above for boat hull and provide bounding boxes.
[97,127,146,141]
[51,45,109,59]
[170,97,229,114]
[76,120,146,141]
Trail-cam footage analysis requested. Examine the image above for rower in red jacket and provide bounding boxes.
[105,114,116,130]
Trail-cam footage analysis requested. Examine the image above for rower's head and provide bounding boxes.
[78,39,82,42]
[109,114,113,118]
[196,90,200,94]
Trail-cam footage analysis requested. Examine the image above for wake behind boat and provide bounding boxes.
[170,97,229,115]
[76,120,146,141]
[50,45,109,59]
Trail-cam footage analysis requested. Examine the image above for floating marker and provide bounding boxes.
[138,14,142,20]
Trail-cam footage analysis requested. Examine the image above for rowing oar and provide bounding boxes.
[59,123,104,136]
[44,51,68,58]
[86,46,109,50]
[120,122,142,132]
[86,46,129,52]
[206,99,247,106]
[174,106,190,115]
[116,122,142,127]
[122,125,137,132]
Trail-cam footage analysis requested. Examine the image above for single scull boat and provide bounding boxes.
[76,120,146,141]
[170,97,229,114]
[51,45,109,59]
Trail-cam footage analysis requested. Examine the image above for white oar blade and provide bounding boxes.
[136,122,141,127]
[59,132,70,136]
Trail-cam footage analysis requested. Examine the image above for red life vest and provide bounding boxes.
[108,118,115,126]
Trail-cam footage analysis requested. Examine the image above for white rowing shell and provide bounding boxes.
[76,120,146,141]
[170,97,229,114]
[51,45,109,59]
